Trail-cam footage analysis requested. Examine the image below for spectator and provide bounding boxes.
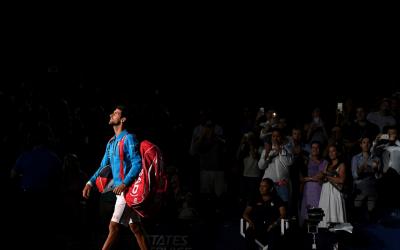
[351,136,380,223]
[237,131,262,204]
[299,141,327,226]
[242,178,286,250]
[371,126,400,217]
[318,144,347,228]
[258,128,293,207]
[366,97,396,132]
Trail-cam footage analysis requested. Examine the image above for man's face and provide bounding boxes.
[292,129,301,141]
[355,108,365,121]
[271,131,281,145]
[259,181,271,195]
[109,108,123,125]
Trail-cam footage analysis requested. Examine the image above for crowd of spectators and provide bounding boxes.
[2,74,400,248]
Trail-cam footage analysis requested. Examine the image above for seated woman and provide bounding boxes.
[242,178,286,250]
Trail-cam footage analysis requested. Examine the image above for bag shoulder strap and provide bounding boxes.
[119,135,127,181]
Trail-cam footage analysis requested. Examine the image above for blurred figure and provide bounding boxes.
[11,124,62,194]
[371,126,400,218]
[325,126,346,160]
[258,109,279,146]
[351,136,380,223]
[305,108,328,148]
[62,153,88,230]
[190,117,227,215]
[285,127,309,219]
[237,131,262,205]
[367,97,396,132]
[342,106,380,156]
[10,124,62,249]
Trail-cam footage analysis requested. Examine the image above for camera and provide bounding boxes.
[306,207,326,250]
[307,207,325,223]
[307,207,325,234]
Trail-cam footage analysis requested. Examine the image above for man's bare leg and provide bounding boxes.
[102,221,120,250]
[129,222,149,250]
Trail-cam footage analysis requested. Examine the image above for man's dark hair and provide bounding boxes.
[261,177,274,188]
[270,127,282,135]
[116,105,129,119]
[261,177,277,195]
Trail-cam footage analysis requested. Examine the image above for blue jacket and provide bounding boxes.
[89,130,142,187]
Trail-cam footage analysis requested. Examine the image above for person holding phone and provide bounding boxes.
[351,136,381,223]
[305,108,328,148]
[371,126,400,217]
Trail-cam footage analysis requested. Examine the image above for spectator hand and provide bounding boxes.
[267,222,278,232]
[266,150,278,163]
[268,149,279,159]
[315,172,324,180]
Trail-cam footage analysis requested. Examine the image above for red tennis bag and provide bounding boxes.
[124,140,168,218]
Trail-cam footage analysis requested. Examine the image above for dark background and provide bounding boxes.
[2,15,400,249]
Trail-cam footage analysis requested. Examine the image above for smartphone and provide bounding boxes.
[337,102,343,113]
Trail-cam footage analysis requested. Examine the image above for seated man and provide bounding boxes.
[242,178,286,250]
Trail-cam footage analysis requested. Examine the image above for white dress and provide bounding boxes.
[318,166,346,228]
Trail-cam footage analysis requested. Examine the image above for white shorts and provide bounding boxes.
[111,193,140,227]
